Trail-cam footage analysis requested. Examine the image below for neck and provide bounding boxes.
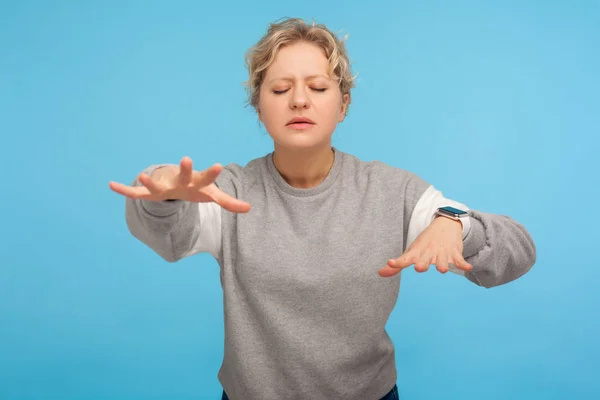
[272,143,335,189]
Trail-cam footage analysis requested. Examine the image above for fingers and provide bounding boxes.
[414,249,435,273]
[451,249,473,271]
[109,171,168,199]
[138,172,167,194]
[388,253,415,270]
[210,187,251,213]
[109,180,151,199]
[434,250,450,274]
[379,248,473,278]
[179,156,194,185]
[378,253,416,277]
[192,163,223,188]
[109,158,226,202]
[378,265,402,278]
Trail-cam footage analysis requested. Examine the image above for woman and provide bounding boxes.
[109,18,536,400]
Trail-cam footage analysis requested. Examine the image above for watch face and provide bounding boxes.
[440,206,467,216]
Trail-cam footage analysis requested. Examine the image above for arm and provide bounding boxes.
[125,165,222,262]
[407,186,536,287]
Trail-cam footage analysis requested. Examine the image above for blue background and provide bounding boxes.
[1,0,598,399]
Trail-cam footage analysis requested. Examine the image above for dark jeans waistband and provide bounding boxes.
[222,384,399,400]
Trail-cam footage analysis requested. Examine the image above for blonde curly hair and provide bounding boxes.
[244,17,356,113]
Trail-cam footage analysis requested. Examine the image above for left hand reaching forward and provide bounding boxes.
[379,217,473,277]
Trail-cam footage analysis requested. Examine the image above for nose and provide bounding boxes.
[289,87,310,110]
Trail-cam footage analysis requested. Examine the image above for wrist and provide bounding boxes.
[433,215,463,228]
[434,206,471,239]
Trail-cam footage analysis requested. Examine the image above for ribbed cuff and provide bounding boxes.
[462,211,487,259]
[140,198,184,217]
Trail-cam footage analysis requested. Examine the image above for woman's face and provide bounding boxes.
[258,41,349,151]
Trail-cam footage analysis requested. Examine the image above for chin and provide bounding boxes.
[269,126,334,151]
[272,134,332,151]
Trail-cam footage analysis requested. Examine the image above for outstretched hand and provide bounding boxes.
[379,217,473,277]
[109,156,251,214]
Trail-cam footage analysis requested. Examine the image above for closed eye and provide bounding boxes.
[272,88,328,95]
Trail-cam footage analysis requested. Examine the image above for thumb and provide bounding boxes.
[388,253,416,270]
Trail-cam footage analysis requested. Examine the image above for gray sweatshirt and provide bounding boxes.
[125,148,536,400]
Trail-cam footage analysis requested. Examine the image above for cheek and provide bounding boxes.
[322,97,344,120]
[258,93,280,121]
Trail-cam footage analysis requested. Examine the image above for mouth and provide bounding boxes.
[286,117,315,126]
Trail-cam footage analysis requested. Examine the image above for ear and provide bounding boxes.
[257,106,263,122]
[338,93,350,122]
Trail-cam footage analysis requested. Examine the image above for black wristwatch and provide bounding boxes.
[435,206,468,221]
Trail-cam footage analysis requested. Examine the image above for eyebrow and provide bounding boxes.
[267,75,331,84]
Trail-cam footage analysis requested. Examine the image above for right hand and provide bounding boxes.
[109,156,251,213]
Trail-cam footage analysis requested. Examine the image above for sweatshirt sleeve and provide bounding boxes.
[124,164,222,262]
[461,210,536,288]
[407,183,537,287]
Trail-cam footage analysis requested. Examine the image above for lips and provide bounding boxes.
[286,117,315,125]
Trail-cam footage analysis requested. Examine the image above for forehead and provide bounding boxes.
[265,41,331,80]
